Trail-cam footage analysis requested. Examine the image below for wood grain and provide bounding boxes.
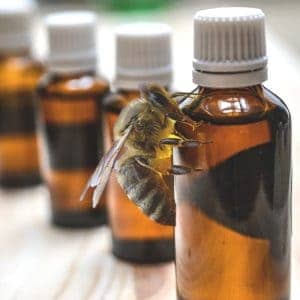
[0,187,175,300]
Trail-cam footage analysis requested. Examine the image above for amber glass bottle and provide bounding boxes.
[174,8,291,300]
[104,23,174,263]
[0,3,43,187]
[37,12,109,227]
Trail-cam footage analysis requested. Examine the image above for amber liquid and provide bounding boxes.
[0,52,43,187]
[37,71,109,227]
[174,85,291,300]
[103,89,174,263]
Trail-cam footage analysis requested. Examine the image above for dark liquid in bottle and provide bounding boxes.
[174,86,291,300]
[37,72,109,227]
[0,54,43,187]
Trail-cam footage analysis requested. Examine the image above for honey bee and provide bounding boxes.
[80,85,202,226]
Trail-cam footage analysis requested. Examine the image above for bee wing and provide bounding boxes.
[80,125,132,207]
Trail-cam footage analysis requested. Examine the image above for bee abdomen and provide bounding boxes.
[116,156,175,226]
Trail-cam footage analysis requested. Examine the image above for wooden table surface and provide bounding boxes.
[1,2,300,299]
[0,187,176,300]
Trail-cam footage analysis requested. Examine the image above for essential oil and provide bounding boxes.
[104,23,174,263]
[174,8,291,299]
[37,12,109,227]
[0,2,43,187]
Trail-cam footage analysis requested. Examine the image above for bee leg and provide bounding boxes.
[167,165,202,175]
[173,127,212,145]
[160,137,205,148]
[175,119,205,132]
[166,112,186,122]
[134,156,162,176]
[171,86,199,104]
[174,119,196,129]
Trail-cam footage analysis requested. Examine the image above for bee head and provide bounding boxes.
[140,84,184,122]
[140,84,171,111]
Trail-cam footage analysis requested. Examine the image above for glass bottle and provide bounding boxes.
[37,11,109,227]
[104,23,174,263]
[0,2,43,187]
[174,8,291,300]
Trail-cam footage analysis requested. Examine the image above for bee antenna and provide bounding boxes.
[177,86,199,104]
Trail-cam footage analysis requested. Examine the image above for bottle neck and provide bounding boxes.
[115,85,170,102]
[116,88,140,100]
[47,55,97,75]
[48,69,96,80]
[196,84,264,95]
[116,85,170,94]
[193,67,268,89]
[113,69,172,91]
[0,48,31,60]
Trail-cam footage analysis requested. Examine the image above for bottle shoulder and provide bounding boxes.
[0,56,43,91]
[180,85,290,125]
[103,89,140,113]
[37,72,109,98]
[263,87,291,124]
[0,55,42,71]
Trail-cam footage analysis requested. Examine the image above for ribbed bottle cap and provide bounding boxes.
[193,7,268,88]
[114,23,172,90]
[45,11,98,73]
[0,1,35,51]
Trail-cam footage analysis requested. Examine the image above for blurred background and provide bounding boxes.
[32,0,300,89]
[1,0,299,299]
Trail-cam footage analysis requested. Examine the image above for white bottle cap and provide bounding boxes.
[0,1,35,52]
[114,23,172,90]
[193,7,268,88]
[45,11,98,73]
